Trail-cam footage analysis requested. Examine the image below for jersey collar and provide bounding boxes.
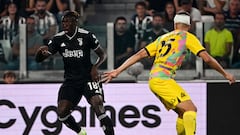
[65,27,78,40]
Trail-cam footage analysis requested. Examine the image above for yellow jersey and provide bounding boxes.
[145,30,205,80]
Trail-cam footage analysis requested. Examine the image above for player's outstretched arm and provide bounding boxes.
[35,46,51,63]
[102,48,148,83]
[101,70,119,83]
[198,51,236,84]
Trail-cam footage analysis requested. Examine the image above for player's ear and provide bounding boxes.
[74,16,79,24]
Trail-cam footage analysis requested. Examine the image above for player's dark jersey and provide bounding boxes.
[48,27,100,80]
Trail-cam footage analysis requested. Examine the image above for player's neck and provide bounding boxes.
[66,27,77,37]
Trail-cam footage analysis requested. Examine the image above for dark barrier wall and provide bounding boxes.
[207,82,240,135]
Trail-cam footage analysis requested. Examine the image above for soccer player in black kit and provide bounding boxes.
[35,11,114,135]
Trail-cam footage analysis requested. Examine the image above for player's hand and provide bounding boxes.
[35,46,51,62]
[224,72,236,85]
[101,70,119,83]
[38,46,51,56]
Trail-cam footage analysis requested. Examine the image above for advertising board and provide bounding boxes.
[0,83,206,135]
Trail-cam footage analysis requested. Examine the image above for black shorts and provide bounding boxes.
[57,80,104,106]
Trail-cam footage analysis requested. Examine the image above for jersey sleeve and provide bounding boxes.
[226,30,233,43]
[88,33,100,50]
[144,37,161,57]
[47,37,59,55]
[186,33,205,56]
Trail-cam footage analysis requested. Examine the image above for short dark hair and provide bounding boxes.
[114,16,127,25]
[153,12,164,19]
[62,10,80,22]
[27,16,35,20]
[180,0,192,5]
[35,0,47,3]
[6,1,18,10]
[135,1,147,9]
[3,71,16,79]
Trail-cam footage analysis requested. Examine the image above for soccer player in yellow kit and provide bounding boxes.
[102,11,236,135]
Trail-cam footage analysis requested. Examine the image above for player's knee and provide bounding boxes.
[177,100,197,112]
[57,106,71,118]
[174,106,197,118]
[90,95,103,107]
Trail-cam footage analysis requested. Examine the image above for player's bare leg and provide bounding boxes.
[57,100,85,134]
[89,95,114,135]
[174,100,197,135]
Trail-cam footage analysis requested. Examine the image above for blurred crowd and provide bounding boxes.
[0,0,239,71]
[0,0,88,70]
[113,0,240,69]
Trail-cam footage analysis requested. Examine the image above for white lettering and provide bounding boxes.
[62,49,83,58]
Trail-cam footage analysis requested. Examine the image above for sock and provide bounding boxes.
[59,115,81,133]
[98,114,114,135]
[176,117,185,135]
[183,111,197,135]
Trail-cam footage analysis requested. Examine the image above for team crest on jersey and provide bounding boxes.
[77,38,83,46]
[48,40,52,45]
[60,43,66,47]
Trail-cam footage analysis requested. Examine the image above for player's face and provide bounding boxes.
[62,16,77,33]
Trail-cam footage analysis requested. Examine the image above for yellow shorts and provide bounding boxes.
[149,78,191,110]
